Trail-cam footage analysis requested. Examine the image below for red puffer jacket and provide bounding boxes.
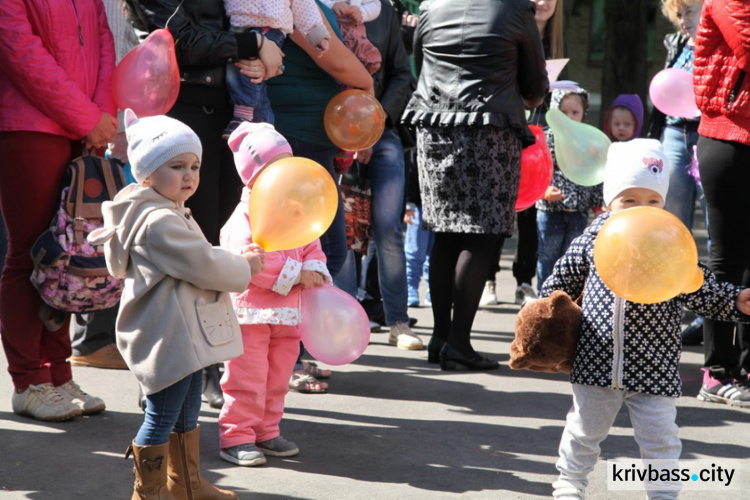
[0,0,116,140]
[693,0,750,146]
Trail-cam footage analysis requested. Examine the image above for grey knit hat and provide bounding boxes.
[124,109,202,184]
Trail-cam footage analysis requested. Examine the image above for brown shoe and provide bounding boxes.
[70,344,128,370]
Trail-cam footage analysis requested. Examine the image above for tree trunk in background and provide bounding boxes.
[601,0,649,131]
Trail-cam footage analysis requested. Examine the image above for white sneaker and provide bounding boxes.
[12,383,82,421]
[57,380,106,414]
[515,282,538,305]
[479,280,498,306]
[388,321,424,350]
[552,480,585,499]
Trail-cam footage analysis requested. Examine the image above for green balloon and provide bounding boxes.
[546,109,611,186]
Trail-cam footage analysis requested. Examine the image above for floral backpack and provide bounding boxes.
[30,155,127,330]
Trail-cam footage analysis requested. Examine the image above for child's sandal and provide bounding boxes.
[288,371,328,394]
[302,361,331,379]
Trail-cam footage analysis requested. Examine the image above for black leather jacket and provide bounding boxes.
[125,0,259,89]
[403,0,548,147]
[365,0,414,128]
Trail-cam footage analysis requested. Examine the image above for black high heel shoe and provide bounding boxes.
[427,337,444,364]
[439,344,499,371]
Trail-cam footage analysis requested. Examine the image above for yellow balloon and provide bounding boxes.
[682,266,704,294]
[248,157,338,251]
[593,207,699,304]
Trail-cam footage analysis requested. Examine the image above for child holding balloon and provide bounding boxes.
[535,87,603,291]
[88,110,265,499]
[218,122,332,467]
[541,138,750,500]
[222,0,332,138]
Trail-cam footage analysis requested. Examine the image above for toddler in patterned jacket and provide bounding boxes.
[542,139,750,500]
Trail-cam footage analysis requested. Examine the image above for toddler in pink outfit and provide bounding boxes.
[218,122,332,467]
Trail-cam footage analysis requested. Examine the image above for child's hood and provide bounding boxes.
[604,94,644,139]
[550,86,590,119]
[88,184,178,278]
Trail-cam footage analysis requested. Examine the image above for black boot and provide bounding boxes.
[439,344,499,371]
[427,337,444,364]
[202,364,225,409]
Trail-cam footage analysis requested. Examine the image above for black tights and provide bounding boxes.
[698,135,750,378]
[429,232,502,356]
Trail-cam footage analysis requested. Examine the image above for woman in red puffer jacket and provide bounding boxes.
[0,0,117,422]
[691,0,750,406]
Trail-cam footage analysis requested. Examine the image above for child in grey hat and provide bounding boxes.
[89,109,265,499]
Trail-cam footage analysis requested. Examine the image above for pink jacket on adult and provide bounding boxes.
[693,0,750,146]
[220,188,332,326]
[0,0,116,140]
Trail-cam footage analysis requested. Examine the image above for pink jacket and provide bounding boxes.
[0,0,116,139]
[220,188,332,326]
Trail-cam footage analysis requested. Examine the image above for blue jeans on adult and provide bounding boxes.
[661,125,702,230]
[536,210,588,291]
[405,204,434,299]
[136,370,203,446]
[338,129,409,325]
[226,28,285,124]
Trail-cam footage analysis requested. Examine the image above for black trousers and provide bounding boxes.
[168,85,242,245]
[698,135,750,378]
[488,206,538,286]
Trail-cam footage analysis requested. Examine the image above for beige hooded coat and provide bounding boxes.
[89,185,251,395]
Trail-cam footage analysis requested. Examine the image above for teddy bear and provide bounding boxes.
[509,290,581,374]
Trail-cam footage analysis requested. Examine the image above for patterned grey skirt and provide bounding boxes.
[416,124,522,235]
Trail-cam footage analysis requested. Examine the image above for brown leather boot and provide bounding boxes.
[126,441,175,499]
[167,426,237,500]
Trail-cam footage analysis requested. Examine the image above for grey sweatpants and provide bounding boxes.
[556,384,682,500]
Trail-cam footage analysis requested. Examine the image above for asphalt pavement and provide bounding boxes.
[1,229,748,499]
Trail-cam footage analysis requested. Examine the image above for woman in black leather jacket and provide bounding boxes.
[402,0,548,371]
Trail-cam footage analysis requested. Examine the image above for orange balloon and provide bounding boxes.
[682,266,704,294]
[248,157,338,251]
[593,207,699,304]
[324,90,386,151]
[112,29,180,117]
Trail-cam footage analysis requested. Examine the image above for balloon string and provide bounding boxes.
[165,0,185,32]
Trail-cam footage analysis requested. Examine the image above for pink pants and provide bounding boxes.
[0,132,75,390]
[218,323,300,447]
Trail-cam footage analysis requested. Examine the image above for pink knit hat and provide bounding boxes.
[227,122,293,186]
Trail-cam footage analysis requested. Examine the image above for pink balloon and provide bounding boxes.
[299,285,370,366]
[516,125,554,212]
[113,29,180,117]
[649,68,700,118]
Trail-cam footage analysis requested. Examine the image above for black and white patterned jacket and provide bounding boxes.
[541,212,745,397]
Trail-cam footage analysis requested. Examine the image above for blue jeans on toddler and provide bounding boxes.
[135,370,203,445]
[226,28,286,124]
[405,204,434,305]
[536,210,588,291]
